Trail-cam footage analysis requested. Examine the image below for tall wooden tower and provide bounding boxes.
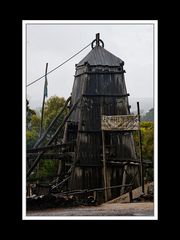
[65,33,140,200]
[27,33,141,202]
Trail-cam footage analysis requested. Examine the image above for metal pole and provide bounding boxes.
[40,63,48,137]
[137,102,144,194]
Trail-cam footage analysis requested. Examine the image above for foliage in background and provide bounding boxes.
[140,121,154,162]
[29,160,60,183]
[133,121,154,161]
[27,96,67,181]
[141,108,154,122]
[133,121,154,181]
[26,100,39,148]
[43,96,67,129]
[26,96,67,148]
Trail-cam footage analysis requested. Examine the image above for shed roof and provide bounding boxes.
[77,46,123,67]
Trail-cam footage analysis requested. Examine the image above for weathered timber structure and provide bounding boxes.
[27,33,141,202]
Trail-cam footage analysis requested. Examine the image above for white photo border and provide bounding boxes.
[22,20,158,220]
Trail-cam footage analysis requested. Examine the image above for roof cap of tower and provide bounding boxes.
[77,45,123,67]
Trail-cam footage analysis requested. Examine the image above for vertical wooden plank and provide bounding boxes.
[137,102,144,194]
[102,130,108,201]
[121,165,127,195]
[129,186,133,203]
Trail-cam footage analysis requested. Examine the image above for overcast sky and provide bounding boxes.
[26,22,154,109]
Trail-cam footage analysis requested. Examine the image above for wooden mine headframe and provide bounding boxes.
[27,33,144,202]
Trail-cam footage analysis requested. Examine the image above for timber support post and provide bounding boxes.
[102,130,108,201]
[129,185,133,203]
[137,101,144,194]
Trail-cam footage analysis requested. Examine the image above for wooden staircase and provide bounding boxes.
[27,96,81,193]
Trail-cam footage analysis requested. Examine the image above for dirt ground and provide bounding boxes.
[26,182,154,217]
[27,202,154,216]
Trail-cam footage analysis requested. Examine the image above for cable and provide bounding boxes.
[26,42,91,87]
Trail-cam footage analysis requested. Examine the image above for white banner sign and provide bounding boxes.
[101,115,140,131]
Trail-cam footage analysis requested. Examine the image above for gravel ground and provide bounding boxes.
[26,202,154,216]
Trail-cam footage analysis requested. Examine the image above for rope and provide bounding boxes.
[26,42,91,87]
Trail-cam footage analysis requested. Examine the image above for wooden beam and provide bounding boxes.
[52,183,133,197]
[27,141,75,153]
[74,70,125,77]
[27,153,74,159]
[137,102,145,194]
[83,93,129,98]
[102,130,108,201]
[129,186,133,203]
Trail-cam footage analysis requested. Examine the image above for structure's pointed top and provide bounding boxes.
[77,33,123,67]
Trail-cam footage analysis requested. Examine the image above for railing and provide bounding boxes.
[54,183,134,203]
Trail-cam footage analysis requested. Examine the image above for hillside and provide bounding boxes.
[141,108,154,122]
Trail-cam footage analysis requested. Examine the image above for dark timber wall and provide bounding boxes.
[66,36,140,201]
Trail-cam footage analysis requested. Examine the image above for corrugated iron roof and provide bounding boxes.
[77,46,123,67]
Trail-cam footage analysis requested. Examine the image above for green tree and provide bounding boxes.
[27,114,41,148]
[133,121,154,181]
[133,121,154,161]
[27,96,68,181]
[26,129,38,149]
[38,96,67,179]
[142,108,154,122]
[26,99,36,130]
[43,96,67,130]
[26,96,67,149]
[38,159,59,179]
[140,121,154,162]
[26,99,40,148]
